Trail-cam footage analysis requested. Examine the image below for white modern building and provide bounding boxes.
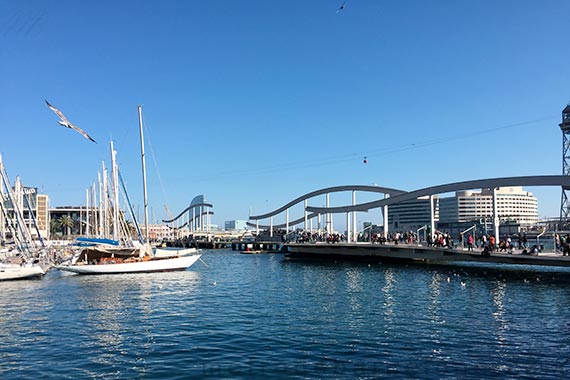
[439,187,538,226]
[388,186,538,231]
[1,179,49,241]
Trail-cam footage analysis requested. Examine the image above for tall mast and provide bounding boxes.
[85,188,90,237]
[0,154,4,242]
[97,171,103,237]
[138,105,149,243]
[110,141,119,242]
[92,183,98,237]
[102,163,109,238]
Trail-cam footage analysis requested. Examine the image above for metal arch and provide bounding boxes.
[249,185,405,220]
[306,175,570,214]
[189,210,214,224]
[246,212,321,229]
[168,221,188,229]
[162,202,214,223]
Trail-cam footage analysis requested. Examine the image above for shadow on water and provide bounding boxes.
[282,256,570,286]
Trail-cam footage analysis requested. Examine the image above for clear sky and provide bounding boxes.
[1,0,569,228]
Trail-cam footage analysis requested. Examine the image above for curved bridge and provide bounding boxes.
[161,195,214,233]
[247,185,404,237]
[249,175,569,241]
[249,185,405,220]
[306,175,569,214]
[247,212,321,230]
[162,202,213,223]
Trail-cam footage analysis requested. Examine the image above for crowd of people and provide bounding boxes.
[555,233,570,255]
[287,230,346,243]
[258,227,570,257]
[369,231,418,245]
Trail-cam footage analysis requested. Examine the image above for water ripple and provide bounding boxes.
[2,251,570,378]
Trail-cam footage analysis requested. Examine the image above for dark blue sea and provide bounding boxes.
[2,249,570,379]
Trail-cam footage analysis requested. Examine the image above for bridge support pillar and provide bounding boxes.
[430,195,435,240]
[493,187,500,241]
[207,209,211,234]
[352,191,357,242]
[304,200,308,232]
[383,193,389,239]
[326,193,331,234]
[346,212,351,243]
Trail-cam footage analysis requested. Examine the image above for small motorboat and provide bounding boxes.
[240,250,263,255]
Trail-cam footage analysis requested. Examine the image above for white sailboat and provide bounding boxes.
[58,105,201,275]
[0,261,45,281]
[58,253,201,275]
[0,154,47,281]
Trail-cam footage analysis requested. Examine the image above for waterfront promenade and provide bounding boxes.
[284,241,570,268]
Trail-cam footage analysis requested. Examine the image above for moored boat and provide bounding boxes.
[0,262,45,281]
[1,154,49,281]
[240,250,263,254]
[57,251,200,275]
[56,106,201,275]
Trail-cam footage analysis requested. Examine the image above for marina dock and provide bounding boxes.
[231,241,282,252]
[284,242,570,267]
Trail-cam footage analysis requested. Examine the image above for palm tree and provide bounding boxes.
[50,219,59,236]
[125,220,138,239]
[58,215,74,236]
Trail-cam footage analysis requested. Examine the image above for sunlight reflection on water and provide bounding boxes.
[1,251,570,379]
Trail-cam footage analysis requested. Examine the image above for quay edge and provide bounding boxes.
[283,243,570,268]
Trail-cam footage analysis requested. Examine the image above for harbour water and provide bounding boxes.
[2,249,570,379]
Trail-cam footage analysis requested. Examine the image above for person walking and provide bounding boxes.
[467,234,474,251]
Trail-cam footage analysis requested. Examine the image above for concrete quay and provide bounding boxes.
[231,241,282,252]
[284,242,570,268]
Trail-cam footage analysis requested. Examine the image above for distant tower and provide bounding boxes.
[559,103,570,224]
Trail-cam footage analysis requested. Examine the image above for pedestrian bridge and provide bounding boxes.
[162,195,213,233]
[248,175,570,241]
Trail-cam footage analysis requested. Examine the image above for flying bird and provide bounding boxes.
[336,2,346,13]
[45,100,96,143]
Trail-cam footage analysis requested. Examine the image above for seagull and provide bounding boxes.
[336,2,346,13]
[45,100,96,143]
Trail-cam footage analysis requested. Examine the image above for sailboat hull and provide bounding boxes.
[57,254,201,275]
[0,264,45,281]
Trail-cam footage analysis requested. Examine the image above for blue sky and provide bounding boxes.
[1,0,569,228]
